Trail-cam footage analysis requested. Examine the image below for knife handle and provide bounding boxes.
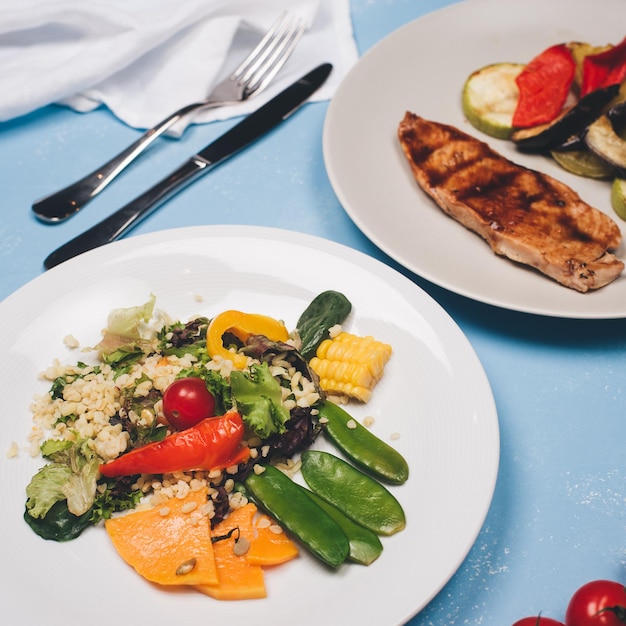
[43,158,208,270]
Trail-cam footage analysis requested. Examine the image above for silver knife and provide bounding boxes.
[44,63,332,270]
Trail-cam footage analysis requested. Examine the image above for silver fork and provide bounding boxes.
[33,13,306,223]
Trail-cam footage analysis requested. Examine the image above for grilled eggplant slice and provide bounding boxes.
[512,84,620,151]
[585,104,626,178]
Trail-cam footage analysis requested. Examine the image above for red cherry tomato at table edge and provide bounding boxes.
[566,580,626,626]
[513,617,565,626]
[162,377,216,430]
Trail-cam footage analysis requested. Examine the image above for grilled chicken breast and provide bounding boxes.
[398,112,624,292]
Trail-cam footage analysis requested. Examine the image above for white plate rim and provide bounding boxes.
[323,0,626,319]
[0,225,499,625]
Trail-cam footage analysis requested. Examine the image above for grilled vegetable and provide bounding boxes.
[580,36,626,96]
[461,62,524,139]
[511,84,620,150]
[550,148,613,178]
[309,332,391,402]
[585,108,626,178]
[568,41,613,91]
[244,464,350,568]
[301,450,406,536]
[610,178,626,220]
[296,290,352,361]
[316,400,408,484]
[512,43,575,128]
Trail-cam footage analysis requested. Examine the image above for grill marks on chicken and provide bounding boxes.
[398,112,624,292]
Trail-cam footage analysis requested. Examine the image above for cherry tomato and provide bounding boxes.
[566,580,626,626]
[162,377,216,430]
[513,617,565,626]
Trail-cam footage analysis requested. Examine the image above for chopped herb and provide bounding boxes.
[49,362,102,399]
[158,317,209,359]
[90,478,144,524]
[53,413,78,426]
[101,346,146,372]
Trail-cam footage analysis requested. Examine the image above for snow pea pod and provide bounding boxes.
[316,400,409,485]
[244,464,349,568]
[301,450,406,536]
[300,485,383,565]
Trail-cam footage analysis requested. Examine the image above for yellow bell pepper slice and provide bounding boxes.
[207,310,289,369]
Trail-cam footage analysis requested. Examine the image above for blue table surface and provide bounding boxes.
[3,1,626,624]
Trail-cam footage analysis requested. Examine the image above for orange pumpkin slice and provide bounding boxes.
[197,503,266,600]
[247,513,299,566]
[105,487,218,586]
[196,503,298,600]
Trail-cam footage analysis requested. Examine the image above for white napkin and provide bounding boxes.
[0,0,358,134]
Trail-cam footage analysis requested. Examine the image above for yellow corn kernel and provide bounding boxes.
[309,332,392,403]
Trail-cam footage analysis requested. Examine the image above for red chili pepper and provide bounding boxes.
[513,43,576,128]
[581,36,626,96]
[99,412,249,477]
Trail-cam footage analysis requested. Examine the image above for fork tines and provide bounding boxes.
[233,13,307,96]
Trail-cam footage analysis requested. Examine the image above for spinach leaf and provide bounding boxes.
[23,501,93,542]
[296,291,352,360]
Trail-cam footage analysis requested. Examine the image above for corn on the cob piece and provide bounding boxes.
[309,332,392,402]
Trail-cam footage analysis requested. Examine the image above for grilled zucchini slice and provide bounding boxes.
[462,62,524,139]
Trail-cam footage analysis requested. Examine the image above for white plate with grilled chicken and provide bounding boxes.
[323,0,626,318]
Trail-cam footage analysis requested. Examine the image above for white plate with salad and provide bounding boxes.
[323,0,626,319]
[0,225,498,626]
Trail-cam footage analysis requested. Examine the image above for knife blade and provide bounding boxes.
[44,62,332,270]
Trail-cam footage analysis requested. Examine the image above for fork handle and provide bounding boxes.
[32,101,216,223]
[43,157,209,269]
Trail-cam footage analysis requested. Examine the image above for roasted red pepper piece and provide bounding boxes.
[99,412,249,477]
[512,43,576,128]
[581,36,626,96]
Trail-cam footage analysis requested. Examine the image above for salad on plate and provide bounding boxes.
[21,290,408,600]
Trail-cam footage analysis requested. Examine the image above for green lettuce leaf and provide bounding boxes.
[105,294,156,338]
[26,439,101,519]
[41,438,73,457]
[95,294,159,362]
[230,363,289,439]
[25,463,72,519]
